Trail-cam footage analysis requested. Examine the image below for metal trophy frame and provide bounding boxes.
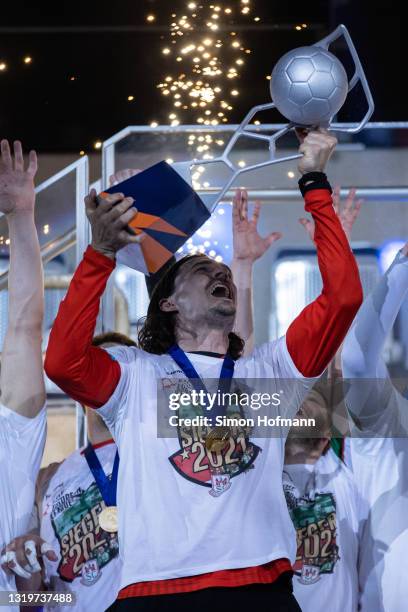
[190,24,374,211]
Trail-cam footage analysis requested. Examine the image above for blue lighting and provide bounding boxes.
[178,202,233,262]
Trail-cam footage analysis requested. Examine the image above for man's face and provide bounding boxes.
[162,257,237,329]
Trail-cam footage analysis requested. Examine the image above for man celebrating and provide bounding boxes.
[0,140,48,609]
[45,129,362,610]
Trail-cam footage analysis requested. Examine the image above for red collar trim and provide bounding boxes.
[80,438,115,454]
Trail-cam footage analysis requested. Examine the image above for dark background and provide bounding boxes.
[0,0,404,153]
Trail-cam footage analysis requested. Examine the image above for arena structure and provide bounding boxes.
[1,121,408,460]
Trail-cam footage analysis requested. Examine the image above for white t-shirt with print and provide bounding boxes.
[284,449,366,612]
[97,338,315,592]
[0,403,46,612]
[40,441,121,612]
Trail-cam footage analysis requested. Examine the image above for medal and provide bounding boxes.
[84,444,120,533]
[168,345,235,453]
[205,426,231,452]
[98,506,119,533]
[168,345,238,496]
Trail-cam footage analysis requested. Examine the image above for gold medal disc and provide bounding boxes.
[205,426,231,452]
[99,506,118,533]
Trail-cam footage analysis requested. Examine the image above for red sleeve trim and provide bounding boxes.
[80,439,115,453]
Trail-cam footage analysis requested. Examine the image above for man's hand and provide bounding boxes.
[297,128,337,175]
[232,188,282,263]
[299,186,363,243]
[0,139,37,216]
[109,168,141,187]
[86,189,142,259]
[1,535,57,579]
[332,186,363,241]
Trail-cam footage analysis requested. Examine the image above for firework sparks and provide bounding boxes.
[147,0,262,261]
[152,0,257,171]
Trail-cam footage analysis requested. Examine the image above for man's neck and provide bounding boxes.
[176,327,230,355]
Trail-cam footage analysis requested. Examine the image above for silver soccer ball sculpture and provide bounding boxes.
[270,46,349,125]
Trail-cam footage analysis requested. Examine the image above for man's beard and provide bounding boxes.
[207,302,236,325]
[175,302,236,337]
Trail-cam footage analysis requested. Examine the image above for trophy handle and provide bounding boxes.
[316,24,374,133]
[194,103,302,210]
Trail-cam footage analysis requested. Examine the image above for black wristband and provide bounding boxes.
[298,171,332,197]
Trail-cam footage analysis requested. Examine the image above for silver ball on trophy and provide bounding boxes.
[270,46,349,126]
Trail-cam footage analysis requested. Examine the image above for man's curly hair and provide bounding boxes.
[138,254,244,360]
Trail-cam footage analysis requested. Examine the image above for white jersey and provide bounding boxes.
[342,250,408,611]
[40,441,120,612]
[0,403,46,612]
[97,338,315,592]
[283,450,366,612]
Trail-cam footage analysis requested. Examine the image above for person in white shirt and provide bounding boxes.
[2,332,135,612]
[284,387,367,612]
[0,140,48,610]
[45,130,363,610]
[341,241,408,612]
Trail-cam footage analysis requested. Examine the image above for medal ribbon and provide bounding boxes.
[167,344,235,420]
[83,445,119,507]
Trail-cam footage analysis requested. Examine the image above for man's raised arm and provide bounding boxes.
[342,245,408,379]
[0,140,45,417]
[341,244,408,428]
[44,189,140,407]
[231,188,282,354]
[285,130,363,377]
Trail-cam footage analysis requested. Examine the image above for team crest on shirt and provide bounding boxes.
[80,558,102,586]
[49,481,119,583]
[299,564,321,584]
[167,380,261,495]
[283,487,339,584]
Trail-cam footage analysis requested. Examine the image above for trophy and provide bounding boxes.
[105,24,374,273]
[194,23,374,211]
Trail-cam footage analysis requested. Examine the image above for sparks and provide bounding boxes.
[155,0,259,161]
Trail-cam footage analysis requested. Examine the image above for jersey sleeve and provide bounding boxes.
[286,188,363,377]
[0,403,47,463]
[0,403,47,535]
[95,361,133,438]
[95,345,151,436]
[44,246,121,408]
[103,345,140,365]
